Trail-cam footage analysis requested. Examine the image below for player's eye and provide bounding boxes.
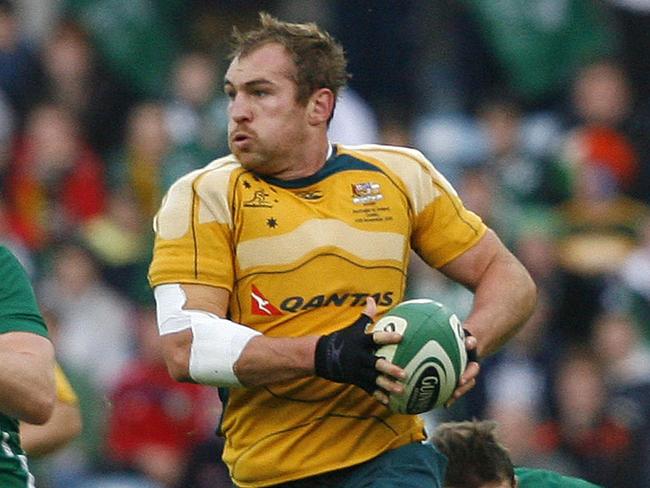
[253,90,267,98]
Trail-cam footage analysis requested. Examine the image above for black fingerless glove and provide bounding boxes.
[314,313,378,394]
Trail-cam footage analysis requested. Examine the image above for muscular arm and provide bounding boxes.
[19,399,82,457]
[19,364,82,457]
[159,284,319,386]
[439,229,537,358]
[0,332,55,425]
[159,284,402,392]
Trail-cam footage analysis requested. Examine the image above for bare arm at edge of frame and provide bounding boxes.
[0,332,55,425]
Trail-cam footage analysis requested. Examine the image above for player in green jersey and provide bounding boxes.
[0,246,56,486]
[431,420,602,487]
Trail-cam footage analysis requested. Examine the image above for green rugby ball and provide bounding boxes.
[372,299,468,414]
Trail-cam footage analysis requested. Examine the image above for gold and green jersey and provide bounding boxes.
[149,143,486,487]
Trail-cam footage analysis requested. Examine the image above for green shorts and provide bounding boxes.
[271,442,447,488]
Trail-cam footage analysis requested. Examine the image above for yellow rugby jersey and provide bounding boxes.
[54,363,78,406]
[149,143,486,487]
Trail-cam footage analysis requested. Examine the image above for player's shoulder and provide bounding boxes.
[337,143,431,169]
[0,245,12,262]
[156,155,241,229]
[0,246,23,273]
[168,155,242,192]
[336,143,445,182]
[336,143,454,197]
[161,155,243,207]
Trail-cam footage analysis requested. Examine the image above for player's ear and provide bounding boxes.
[307,88,335,126]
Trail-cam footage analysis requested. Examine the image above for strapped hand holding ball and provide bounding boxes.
[314,313,378,394]
[314,299,472,415]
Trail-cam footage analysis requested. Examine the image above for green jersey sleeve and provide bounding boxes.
[0,247,48,337]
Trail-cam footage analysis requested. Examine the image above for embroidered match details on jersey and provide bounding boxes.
[149,144,487,487]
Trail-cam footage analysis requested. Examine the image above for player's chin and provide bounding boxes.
[233,150,258,169]
[237,154,277,176]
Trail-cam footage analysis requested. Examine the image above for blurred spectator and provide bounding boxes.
[0,0,41,121]
[107,102,171,218]
[35,20,136,155]
[14,0,62,43]
[513,218,562,292]
[411,0,494,115]
[62,0,186,99]
[554,157,649,339]
[454,165,519,245]
[605,0,650,103]
[163,50,229,185]
[328,87,380,145]
[0,88,14,185]
[79,189,153,305]
[462,0,618,111]
[165,50,227,150]
[413,112,487,186]
[37,242,133,393]
[552,60,650,338]
[601,2,650,205]
[591,311,650,389]
[5,102,106,251]
[0,197,33,275]
[562,59,639,192]
[609,215,650,342]
[329,1,420,126]
[476,96,571,210]
[104,307,218,488]
[556,165,647,279]
[537,346,636,487]
[413,97,566,194]
[467,290,570,475]
[378,114,412,147]
[481,290,556,418]
[26,308,96,488]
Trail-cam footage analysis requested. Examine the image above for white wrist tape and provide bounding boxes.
[154,284,261,387]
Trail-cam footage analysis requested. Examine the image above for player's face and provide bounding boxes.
[224,43,309,176]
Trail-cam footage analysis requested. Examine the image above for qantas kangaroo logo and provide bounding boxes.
[251,285,283,316]
[250,286,394,316]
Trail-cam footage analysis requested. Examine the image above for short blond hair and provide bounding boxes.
[229,12,349,106]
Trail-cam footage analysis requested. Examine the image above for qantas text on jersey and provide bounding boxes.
[279,291,394,312]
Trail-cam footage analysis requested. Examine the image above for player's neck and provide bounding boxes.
[272,137,331,181]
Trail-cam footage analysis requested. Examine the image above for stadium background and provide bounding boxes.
[0,0,648,486]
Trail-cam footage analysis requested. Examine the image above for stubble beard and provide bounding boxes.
[232,142,276,175]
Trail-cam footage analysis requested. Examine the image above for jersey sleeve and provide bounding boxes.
[0,247,48,337]
[405,151,487,268]
[54,363,78,405]
[148,162,237,290]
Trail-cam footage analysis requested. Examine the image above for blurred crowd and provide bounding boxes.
[0,1,648,487]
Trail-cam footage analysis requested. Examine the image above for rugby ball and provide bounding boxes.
[372,299,468,414]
